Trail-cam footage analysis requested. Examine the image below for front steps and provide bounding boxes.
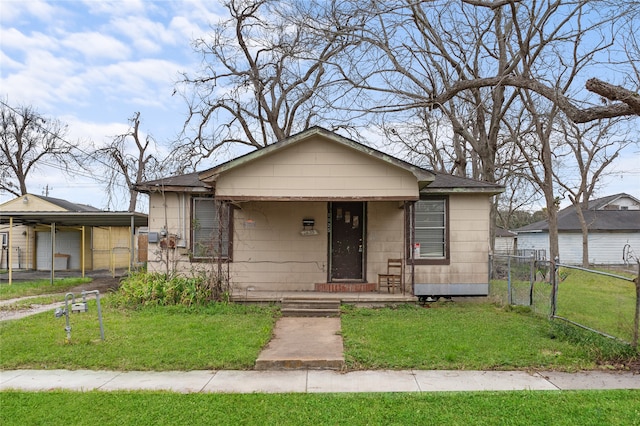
[281,298,341,317]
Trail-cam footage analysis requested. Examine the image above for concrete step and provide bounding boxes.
[281,298,341,317]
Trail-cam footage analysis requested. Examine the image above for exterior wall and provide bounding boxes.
[606,196,639,210]
[36,229,81,270]
[1,195,67,212]
[145,192,495,294]
[92,227,133,270]
[215,137,419,199]
[0,224,35,269]
[230,201,327,291]
[366,201,406,285]
[146,192,192,270]
[516,231,640,264]
[413,194,491,296]
[494,236,516,254]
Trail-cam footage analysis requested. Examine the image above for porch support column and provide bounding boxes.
[130,214,135,272]
[50,222,56,285]
[81,226,86,278]
[8,217,13,285]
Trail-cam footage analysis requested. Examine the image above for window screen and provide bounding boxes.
[192,198,230,259]
[414,198,446,258]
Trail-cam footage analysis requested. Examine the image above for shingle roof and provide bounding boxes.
[516,193,640,233]
[137,128,503,195]
[135,172,209,193]
[422,173,503,193]
[39,196,102,212]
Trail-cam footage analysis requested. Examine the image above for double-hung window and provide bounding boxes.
[191,197,231,260]
[412,196,449,264]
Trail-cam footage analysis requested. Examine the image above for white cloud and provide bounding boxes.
[63,32,132,61]
[0,0,59,24]
[80,0,147,17]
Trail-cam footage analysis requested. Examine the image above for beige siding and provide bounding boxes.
[0,195,67,212]
[230,201,327,291]
[0,224,35,269]
[92,227,132,270]
[145,192,493,293]
[413,194,491,286]
[366,201,406,284]
[215,137,419,199]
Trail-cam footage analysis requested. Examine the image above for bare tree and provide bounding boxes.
[554,118,636,266]
[173,0,358,170]
[88,112,160,212]
[0,100,74,197]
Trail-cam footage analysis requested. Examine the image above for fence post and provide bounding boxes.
[634,262,640,349]
[550,257,559,318]
[507,255,512,305]
[529,254,535,306]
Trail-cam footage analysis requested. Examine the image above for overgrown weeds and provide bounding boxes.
[548,321,638,366]
[112,270,230,307]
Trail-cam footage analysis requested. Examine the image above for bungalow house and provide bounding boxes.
[514,193,640,265]
[0,194,147,273]
[136,127,503,299]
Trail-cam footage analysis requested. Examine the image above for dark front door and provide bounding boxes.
[330,202,365,281]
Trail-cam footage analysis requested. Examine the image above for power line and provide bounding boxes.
[0,99,131,178]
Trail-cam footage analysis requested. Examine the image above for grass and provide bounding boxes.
[490,266,638,345]
[0,277,92,300]
[555,268,636,342]
[0,302,278,370]
[2,390,639,425]
[341,303,633,370]
[3,296,633,371]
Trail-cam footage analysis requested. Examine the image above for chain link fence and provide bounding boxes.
[490,253,640,348]
[489,254,552,317]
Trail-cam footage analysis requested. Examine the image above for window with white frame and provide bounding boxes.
[413,197,448,261]
[1,232,7,248]
[191,197,231,259]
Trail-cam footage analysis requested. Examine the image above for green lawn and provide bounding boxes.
[0,277,92,300]
[2,390,639,425]
[0,303,277,370]
[491,267,638,344]
[1,298,634,371]
[341,303,633,370]
[555,268,637,342]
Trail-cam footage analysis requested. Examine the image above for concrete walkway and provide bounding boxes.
[1,369,638,393]
[255,317,344,370]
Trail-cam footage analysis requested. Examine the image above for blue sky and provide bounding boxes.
[1,0,229,209]
[1,0,639,211]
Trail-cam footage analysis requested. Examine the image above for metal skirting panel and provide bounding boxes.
[414,283,489,297]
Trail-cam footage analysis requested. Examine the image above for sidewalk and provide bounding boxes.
[1,369,638,394]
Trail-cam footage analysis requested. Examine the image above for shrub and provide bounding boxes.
[112,270,229,307]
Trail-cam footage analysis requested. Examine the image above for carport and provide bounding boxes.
[1,211,148,284]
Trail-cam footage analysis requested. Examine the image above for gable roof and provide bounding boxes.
[37,196,102,212]
[137,127,504,196]
[587,193,640,210]
[516,193,640,233]
[198,126,435,187]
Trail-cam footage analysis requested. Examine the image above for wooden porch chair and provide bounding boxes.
[378,258,403,294]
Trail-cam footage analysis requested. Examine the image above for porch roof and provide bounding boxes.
[0,211,148,228]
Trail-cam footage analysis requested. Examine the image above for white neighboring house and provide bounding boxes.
[514,193,640,265]
[494,228,517,255]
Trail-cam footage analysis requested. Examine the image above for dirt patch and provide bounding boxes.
[69,276,122,294]
[0,277,122,322]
